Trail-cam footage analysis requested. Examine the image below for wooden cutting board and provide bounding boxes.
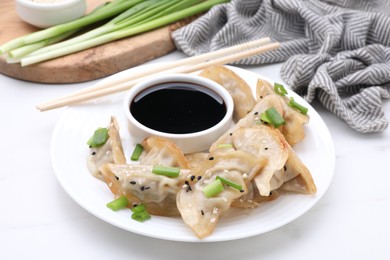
[0,0,194,83]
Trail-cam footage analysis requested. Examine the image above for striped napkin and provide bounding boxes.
[172,0,390,133]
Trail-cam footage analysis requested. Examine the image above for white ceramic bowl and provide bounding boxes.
[15,0,87,28]
[123,74,234,154]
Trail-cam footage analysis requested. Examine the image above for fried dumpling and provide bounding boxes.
[278,146,317,194]
[256,79,309,146]
[209,94,284,152]
[139,136,191,169]
[100,163,190,216]
[87,116,126,181]
[199,65,255,122]
[176,149,266,239]
[232,125,289,196]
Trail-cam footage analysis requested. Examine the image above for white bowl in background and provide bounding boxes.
[123,73,234,154]
[15,0,87,28]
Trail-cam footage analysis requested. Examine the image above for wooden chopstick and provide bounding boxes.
[37,37,272,109]
[37,39,280,111]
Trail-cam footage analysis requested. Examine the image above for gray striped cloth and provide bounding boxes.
[172,0,390,133]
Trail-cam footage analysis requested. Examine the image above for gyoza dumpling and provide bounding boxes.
[278,146,317,194]
[176,149,266,239]
[199,65,255,122]
[232,125,289,196]
[139,136,191,169]
[100,163,190,216]
[256,79,309,146]
[87,116,126,181]
[209,94,284,152]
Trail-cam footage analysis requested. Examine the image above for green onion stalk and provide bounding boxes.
[0,0,143,54]
[1,0,229,66]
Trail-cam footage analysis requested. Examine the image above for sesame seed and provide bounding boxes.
[243,173,248,179]
[209,157,214,160]
[108,182,113,187]
[190,175,196,181]
[140,186,145,191]
[91,151,96,155]
[129,181,136,185]
[115,176,119,180]
[210,218,216,223]
[201,210,205,216]
[197,176,202,180]
[254,112,259,115]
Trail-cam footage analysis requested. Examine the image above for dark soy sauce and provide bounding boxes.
[130,82,226,134]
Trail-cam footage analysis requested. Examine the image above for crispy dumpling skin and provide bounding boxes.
[176,149,266,239]
[232,125,289,196]
[231,181,280,208]
[278,146,317,194]
[210,94,284,152]
[140,136,191,169]
[199,65,255,122]
[185,152,209,169]
[87,116,126,181]
[256,79,309,146]
[100,163,190,216]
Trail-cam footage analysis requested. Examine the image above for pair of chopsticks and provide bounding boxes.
[37,37,280,112]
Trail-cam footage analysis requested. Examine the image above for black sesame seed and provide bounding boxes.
[259,95,263,99]
[209,157,214,160]
[229,133,233,136]
[115,176,119,180]
[190,175,196,181]
[197,176,202,181]
[130,181,136,185]
[264,147,268,150]
[140,186,145,191]
[145,187,150,190]
[254,111,259,115]
[284,165,287,171]
[184,180,189,185]
[240,189,245,193]
[201,210,205,216]
[186,185,192,192]
[91,151,96,155]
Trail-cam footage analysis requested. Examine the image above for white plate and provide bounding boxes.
[51,65,335,242]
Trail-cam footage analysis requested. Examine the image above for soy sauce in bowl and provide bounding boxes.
[130,82,226,134]
[123,73,234,153]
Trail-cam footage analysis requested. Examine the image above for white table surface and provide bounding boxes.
[1,51,389,260]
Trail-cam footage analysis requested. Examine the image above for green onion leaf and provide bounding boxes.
[152,165,180,178]
[216,176,242,191]
[260,107,286,128]
[130,143,144,161]
[87,127,109,147]
[259,111,271,124]
[288,97,308,115]
[106,196,129,211]
[274,82,287,96]
[203,179,224,198]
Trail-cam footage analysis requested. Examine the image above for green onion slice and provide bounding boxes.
[131,204,147,214]
[216,176,242,191]
[130,143,144,161]
[288,97,308,115]
[106,196,129,211]
[261,107,286,128]
[87,127,109,147]
[152,165,180,178]
[274,82,287,96]
[131,204,151,222]
[131,210,151,222]
[203,179,224,198]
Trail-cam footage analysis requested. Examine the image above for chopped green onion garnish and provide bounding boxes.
[131,204,151,222]
[217,143,233,149]
[152,165,180,178]
[203,179,224,198]
[131,210,151,222]
[259,111,271,124]
[216,176,242,191]
[288,97,309,115]
[87,127,109,147]
[131,204,147,214]
[261,107,286,128]
[106,196,129,211]
[274,82,287,96]
[130,143,144,161]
